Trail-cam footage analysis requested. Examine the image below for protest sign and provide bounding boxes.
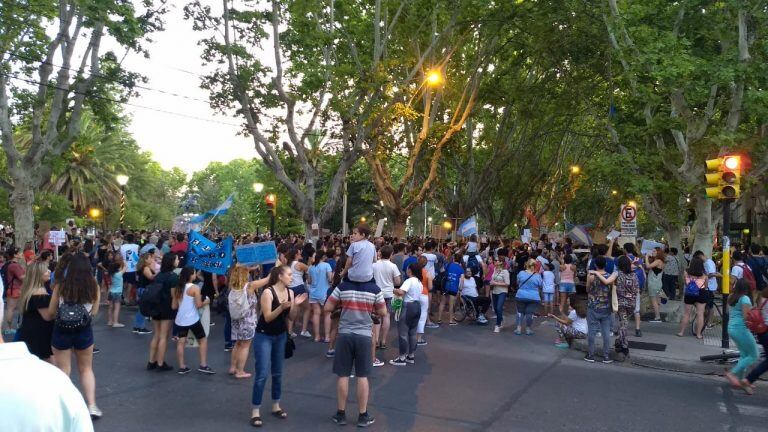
[235,241,278,265]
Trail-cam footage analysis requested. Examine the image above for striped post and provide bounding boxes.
[119,187,126,229]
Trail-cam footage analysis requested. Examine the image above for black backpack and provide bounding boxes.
[55,303,91,331]
[466,253,482,279]
[139,280,165,317]
[433,271,447,292]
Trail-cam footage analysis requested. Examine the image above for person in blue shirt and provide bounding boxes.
[437,254,465,325]
[725,279,759,394]
[514,259,542,336]
[622,243,646,338]
[401,245,420,279]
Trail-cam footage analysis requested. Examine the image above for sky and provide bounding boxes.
[118,2,258,175]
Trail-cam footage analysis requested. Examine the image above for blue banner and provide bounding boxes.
[187,231,233,275]
[236,241,278,265]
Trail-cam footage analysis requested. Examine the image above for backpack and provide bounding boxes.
[228,285,250,320]
[737,264,757,292]
[433,270,447,293]
[684,277,704,297]
[55,303,91,331]
[746,299,768,335]
[466,253,482,279]
[139,280,165,317]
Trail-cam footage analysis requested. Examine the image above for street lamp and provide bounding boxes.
[253,182,264,193]
[570,165,581,175]
[611,190,618,196]
[88,208,101,219]
[116,174,129,229]
[426,69,443,87]
[265,193,277,237]
[360,216,367,223]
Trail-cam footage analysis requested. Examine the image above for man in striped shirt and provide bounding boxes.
[325,224,386,428]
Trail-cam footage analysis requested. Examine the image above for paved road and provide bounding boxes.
[72,308,768,431]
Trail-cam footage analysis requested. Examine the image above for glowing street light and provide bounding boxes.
[570,165,581,175]
[116,174,129,229]
[360,216,367,223]
[426,69,443,87]
[88,208,101,219]
[253,182,264,193]
[442,220,452,230]
[611,190,618,196]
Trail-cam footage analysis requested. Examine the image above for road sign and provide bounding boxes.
[620,204,638,237]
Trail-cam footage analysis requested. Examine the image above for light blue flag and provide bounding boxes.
[458,216,478,237]
[189,193,235,224]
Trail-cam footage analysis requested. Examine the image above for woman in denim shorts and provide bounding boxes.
[49,253,102,418]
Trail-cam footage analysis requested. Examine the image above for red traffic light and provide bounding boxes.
[724,156,740,170]
[265,193,276,206]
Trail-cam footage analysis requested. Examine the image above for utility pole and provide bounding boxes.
[721,199,732,349]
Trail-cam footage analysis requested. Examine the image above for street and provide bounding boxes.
[78,308,768,432]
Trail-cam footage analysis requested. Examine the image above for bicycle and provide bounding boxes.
[691,296,723,337]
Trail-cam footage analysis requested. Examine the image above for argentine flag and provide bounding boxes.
[458,216,478,237]
[189,193,235,224]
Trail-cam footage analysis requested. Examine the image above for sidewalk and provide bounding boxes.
[567,320,744,375]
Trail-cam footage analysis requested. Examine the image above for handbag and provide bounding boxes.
[284,336,296,359]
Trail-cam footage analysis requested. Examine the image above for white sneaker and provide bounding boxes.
[112,323,125,328]
[300,331,312,338]
[493,326,501,333]
[89,405,102,418]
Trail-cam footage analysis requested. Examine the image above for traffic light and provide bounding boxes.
[705,155,741,199]
[265,193,277,216]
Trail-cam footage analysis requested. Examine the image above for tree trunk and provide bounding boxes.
[691,197,714,257]
[9,178,35,247]
[392,217,407,239]
[665,226,682,255]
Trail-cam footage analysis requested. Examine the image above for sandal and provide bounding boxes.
[250,416,262,427]
[235,372,252,379]
[271,410,288,419]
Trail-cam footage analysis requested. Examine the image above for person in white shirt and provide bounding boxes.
[422,242,438,279]
[0,342,93,431]
[389,263,422,366]
[372,245,401,351]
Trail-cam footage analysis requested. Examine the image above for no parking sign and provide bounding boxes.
[620,204,637,237]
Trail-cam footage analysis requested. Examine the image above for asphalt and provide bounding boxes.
[12,307,768,431]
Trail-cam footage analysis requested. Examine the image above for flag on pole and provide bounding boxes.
[187,231,233,275]
[190,193,235,224]
[567,225,593,247]
[458,216,478,237]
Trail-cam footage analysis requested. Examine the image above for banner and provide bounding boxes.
[458,216,478,237]
[190,193,235,224]
[235,241,278,265]
[187,231,233,275]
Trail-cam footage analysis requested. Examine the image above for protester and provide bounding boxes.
[745,287,768,389]
[436,253,463,326]
[372,245,401,348]
[147,253,179,371]
[558,254,576,315]
[2,247,25,334]
[48,253,102,418]
[17,261,54,361]
[724,279,759,394]
[228,265,258,379]
[542,263,556,317]
[645,249,665,323]
[133,252,156,334]
[309,250,334,342]
[285,249,310,338]
[250,265,307,427]
[119,234,140,306]
[458,266,490,324]
[677,257,708,339]
[172,267,214,375]
[325,224,386,428]
[389,262,422,366]
[662,248,682,300]
[614,255,639,360]
[106,255,125,328]
[514,259,541,335]
[549,298,587,349]
[416,255,434,344]
[585,257,615,364]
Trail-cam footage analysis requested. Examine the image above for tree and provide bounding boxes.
[0,0,166,245]
[185,0,447,236]
[604,0,768,255]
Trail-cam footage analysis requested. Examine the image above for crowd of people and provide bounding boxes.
[1,223,768,429]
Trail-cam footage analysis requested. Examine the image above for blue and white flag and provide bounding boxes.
[458,216,478,237]
[187,231,233,275]
[189,193,235,224]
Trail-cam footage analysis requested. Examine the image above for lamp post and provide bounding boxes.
[253,183,264,236]
[116,175,129,229]
[265,193,277,237]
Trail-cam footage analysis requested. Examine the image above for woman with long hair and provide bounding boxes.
[228,265,258,379]
[147,252,178,371]
[48,253,101,418]
[644,249,665,323]
[172,267,214,375]
[677,257,708,338]
[249,265,307,427]
[613,256,639,360]
[725,279,759,394]
[285,248,310,338]
[17,261,55,361]
[133,252,157,334]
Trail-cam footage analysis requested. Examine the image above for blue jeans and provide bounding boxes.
[587,308,612,358]
[133,287,146,329]
[252,331,287,406]
[492,292,507,326]
[223,310,233,348]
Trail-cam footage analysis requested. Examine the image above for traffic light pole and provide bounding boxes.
[721,199,731,349]
[270,212,276,238]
